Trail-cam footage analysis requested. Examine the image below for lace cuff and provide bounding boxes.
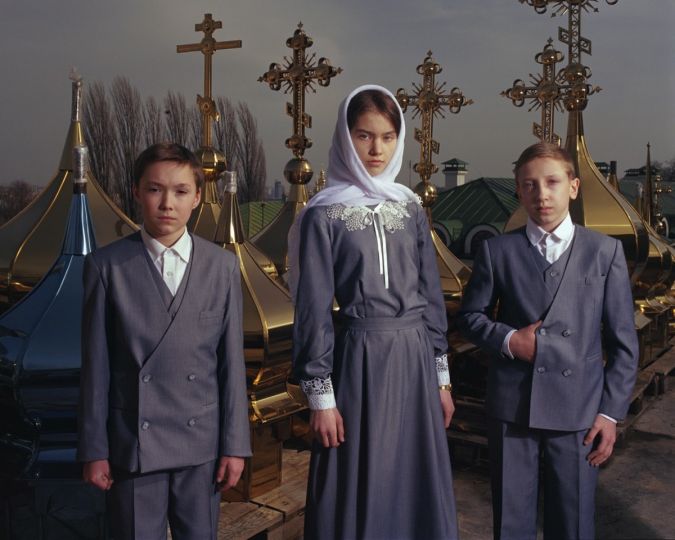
[300,376,337,410]
[436,354,451,386]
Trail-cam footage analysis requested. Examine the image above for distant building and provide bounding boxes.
[595,161,610,177]
[267,179,286,201]
[441,158,469,189]
[431,177,518,258]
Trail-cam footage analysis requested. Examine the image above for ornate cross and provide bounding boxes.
[177,13,242,147]
[502,38,565,145]
[259,22,342,159]
[518,0,617,112]
[396,51,472,204]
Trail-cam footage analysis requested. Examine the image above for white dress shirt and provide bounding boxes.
[140,226,192,296]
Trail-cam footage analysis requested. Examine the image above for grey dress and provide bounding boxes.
[293,201,458,540]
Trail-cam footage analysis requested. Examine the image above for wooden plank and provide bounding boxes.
[218,505,283,540]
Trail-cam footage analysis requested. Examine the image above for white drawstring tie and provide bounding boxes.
[370,203,389,289]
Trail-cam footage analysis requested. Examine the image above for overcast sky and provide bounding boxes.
[1,0,673,189]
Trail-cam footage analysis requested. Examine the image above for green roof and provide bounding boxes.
[239,201,284,237]
[432,177,518,228]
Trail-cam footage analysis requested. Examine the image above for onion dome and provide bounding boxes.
[0,144,95,480]
[214,172,303,426]
[0,72,136,312]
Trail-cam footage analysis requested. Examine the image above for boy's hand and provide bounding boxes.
[83,459,113,490]
[439,389,455,428]
[509,320,543,363]
[216,456,245,492]
[309,408,345,448]
[584,414,617,467]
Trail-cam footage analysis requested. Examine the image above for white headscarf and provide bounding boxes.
[287,84,420,300]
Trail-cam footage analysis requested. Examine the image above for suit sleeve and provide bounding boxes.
[598,240,639,421]
[77,254,111,463]
[217,259,252,457]
[456,239,515,355]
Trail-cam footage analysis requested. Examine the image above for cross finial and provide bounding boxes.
[177,13,242,148]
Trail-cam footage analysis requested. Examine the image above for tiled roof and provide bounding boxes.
[239,201,284,237]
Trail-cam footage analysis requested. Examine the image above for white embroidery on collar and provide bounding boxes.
[326,201,412,232]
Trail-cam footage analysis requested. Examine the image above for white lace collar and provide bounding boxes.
[327,201,413,289]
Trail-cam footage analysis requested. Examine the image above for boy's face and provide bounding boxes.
[516,157,579,232]
[133,161,201,247]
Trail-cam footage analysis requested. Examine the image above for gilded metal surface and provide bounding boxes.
[255,22,342,272]
[312,169,327,197]
[501,38,565,145]
[177,14,238,240]
[177,13,241,148]
[396,51,473,302]
[0,145,96,479]
[0,75,136,312]
[642,144,671,236]
[396,51,473,186]
[215,173,303,427]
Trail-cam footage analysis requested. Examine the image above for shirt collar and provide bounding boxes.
[526,213,574,246]
[140,226,192,263]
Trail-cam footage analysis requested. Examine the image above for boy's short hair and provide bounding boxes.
[514,142,576,181]
[133,143,204,191]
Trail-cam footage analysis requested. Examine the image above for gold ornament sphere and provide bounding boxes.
[414,181,438,207]
[284,157,314,185]
[194,146,227,183]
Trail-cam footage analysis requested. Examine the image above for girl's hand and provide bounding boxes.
[309,408,345,448]
[439,389,455,428]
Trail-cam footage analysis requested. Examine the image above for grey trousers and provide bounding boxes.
[107,460,220,540]
[488,418,599,540]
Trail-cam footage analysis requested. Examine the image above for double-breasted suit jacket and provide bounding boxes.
[457,225,638,431]
[77,232,251,473]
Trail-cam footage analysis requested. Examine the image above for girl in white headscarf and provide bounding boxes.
[291,85,458,540]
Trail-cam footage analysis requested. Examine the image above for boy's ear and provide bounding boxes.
[192,189,202,208]
[569,177,580,200]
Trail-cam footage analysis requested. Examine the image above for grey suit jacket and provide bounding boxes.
[77,232,251,473]
[457,225,638,431]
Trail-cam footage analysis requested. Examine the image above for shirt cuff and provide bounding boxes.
[599,413,617,424]
[300,376,337,410]
[436,353,450,386]
[502,329,516,359]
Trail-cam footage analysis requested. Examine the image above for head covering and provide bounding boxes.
[287,84,419,300]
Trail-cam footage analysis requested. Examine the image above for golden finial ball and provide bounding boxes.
[414,181,438,207]
[284,157,314,185]
[195,146,227,182]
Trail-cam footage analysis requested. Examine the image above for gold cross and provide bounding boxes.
[259,22,342,158]
[517,0,617,112]
[396,51,473,188]
[502,38,565,145]
[177,13,241,147]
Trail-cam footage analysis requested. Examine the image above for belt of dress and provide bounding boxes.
[335,313,423,331]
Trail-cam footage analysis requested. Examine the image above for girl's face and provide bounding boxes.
[349,110,398,177]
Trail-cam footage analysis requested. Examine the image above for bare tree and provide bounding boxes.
[235,102,267,202]
[214,97,239,172]
[111,76,143,221]
[188,104,202,151]
[83,81,116,195]
[143,96,165,147]
[0,180,40,225]
[164,91,192,148]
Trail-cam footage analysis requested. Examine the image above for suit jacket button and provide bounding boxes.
[187,374,196,381]
[142,374,152,383]
[562,369,572,377]
[141,421,150,430]
[550,271,559,277]
[537,366,546,373]
[188,418,196,427]
[562,329,571,337]
[539,328,547,336]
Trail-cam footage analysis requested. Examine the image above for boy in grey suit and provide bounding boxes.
[458,143,638,540]
[77,143,251,540]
